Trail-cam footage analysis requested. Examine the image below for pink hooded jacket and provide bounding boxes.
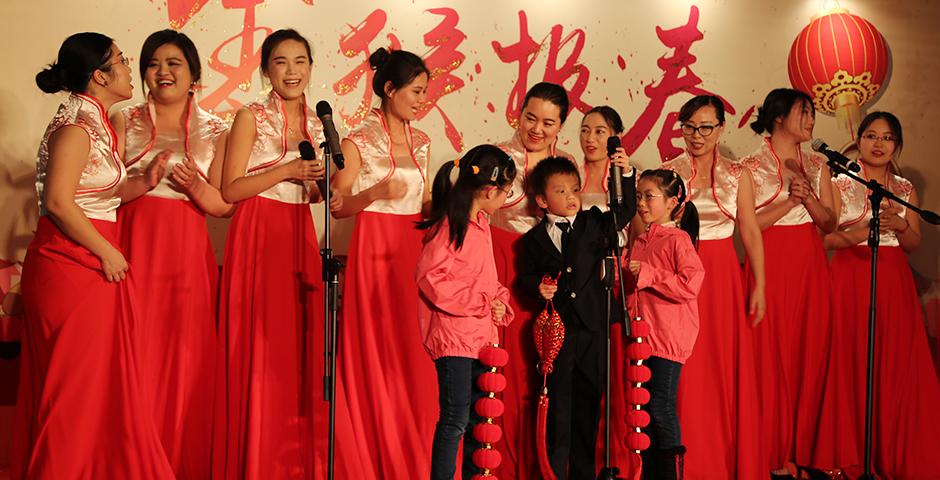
[416,213,514,360]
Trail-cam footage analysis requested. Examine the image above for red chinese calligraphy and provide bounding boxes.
[333,9,401,128]
[188,0,313,118]
[416,8,466,152]
[164,0,210,29]
[492,10,592,128]
[197,0,267,119]
[619,6,736,161]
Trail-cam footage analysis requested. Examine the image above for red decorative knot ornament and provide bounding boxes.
[533,274,565,480]
[472,344,508,479]
[625,309,652,478]
[788,6,889,136]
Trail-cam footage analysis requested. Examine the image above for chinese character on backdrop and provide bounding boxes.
[492,10,592,129]
[415,8,467,152]
[169,0,314,119]
[333,9,401,129]
[619,5,737,162]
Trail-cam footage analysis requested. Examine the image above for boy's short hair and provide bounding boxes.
[529,156,581,198]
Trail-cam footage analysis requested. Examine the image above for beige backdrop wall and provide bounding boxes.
[1,0,939,458]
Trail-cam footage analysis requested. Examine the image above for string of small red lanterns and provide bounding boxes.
[472,344,509,479]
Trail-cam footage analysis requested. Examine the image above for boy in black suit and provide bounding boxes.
[518,156,635,479]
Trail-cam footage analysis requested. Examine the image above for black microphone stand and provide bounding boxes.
[597,169,633,480]
[319,140,344,480]
[826,159,940,480]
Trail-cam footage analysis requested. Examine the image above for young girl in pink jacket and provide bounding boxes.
[627,169,705,479]
[415,144,518,480]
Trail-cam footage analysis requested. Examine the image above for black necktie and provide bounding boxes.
[557,221,571,254]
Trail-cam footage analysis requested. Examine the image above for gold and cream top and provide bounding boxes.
[833,167,912,247]
[122,94,227,201]
[37,93,126,221]
[346,108,430,215]
[490,132,574,234]
[662,150,743,241]
[244,91,325,204]
[740,138,826,227]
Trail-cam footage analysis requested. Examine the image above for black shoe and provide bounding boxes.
[652,446,686,480]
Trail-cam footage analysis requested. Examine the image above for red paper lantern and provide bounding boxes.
[475,397,505,418]
[626,409,651,428]
[472,448,503,470]
[788,8,890,135]
[477,372,507,393]
[627,431,651,451]
[627,342,652,360]
[626,364,652,383]
[479,345,509,368]
[627,387,651,406]
[473,422,504,444]
[472,474,499,480]
[629,320,651,339]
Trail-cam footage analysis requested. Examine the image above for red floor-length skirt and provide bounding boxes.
[13,217,174,479]
[118,195,217,479]
[490,225,541,479]
[745,223,832,471]
[333,211,439,478]
[678,237,764,479]
[811,246,940,479]
[213,196,326,480]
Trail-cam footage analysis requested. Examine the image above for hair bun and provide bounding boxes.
[368,47,390,71]
[749,107,766,135]
[36,63,65,94]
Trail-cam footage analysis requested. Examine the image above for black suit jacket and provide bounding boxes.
[517,177,636,334]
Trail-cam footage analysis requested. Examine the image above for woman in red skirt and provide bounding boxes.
[741,88,837,479]
[577,105,639,473]
[329,48,437,478]
[811,112,940,479]
[14,32,174,479]
[490,82,573,480]
[114,30,231,479]
[662,95,766,479]
[215,29,338,479]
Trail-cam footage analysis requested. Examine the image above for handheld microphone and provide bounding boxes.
[607,136,623,205]
[315,101,346,170]
[811,138,861,173]
[299,140,328,201]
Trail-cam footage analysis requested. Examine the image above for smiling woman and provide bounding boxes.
[329,46,440,479]
[111,29,231,479]
[214,28,335,480]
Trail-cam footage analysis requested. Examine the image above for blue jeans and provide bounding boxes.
[644,356,683,449]
[430,357,487,480]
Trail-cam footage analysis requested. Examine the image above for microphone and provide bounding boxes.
[811,138,861,173]
[607,136,623,205]
[299,140,328,201]
[315,100,346,170]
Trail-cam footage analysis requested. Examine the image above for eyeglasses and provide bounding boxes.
[102,55,130,70]
[635,192,664,203]
[495,185,514,197]
[680,123,719,137]
[860,133,897,143]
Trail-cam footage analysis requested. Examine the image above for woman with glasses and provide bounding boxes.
[810,112,940,478]
[14,32,174,478]
[742,88,836,479]
[659,95,766,479]
[112,29,231,479]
